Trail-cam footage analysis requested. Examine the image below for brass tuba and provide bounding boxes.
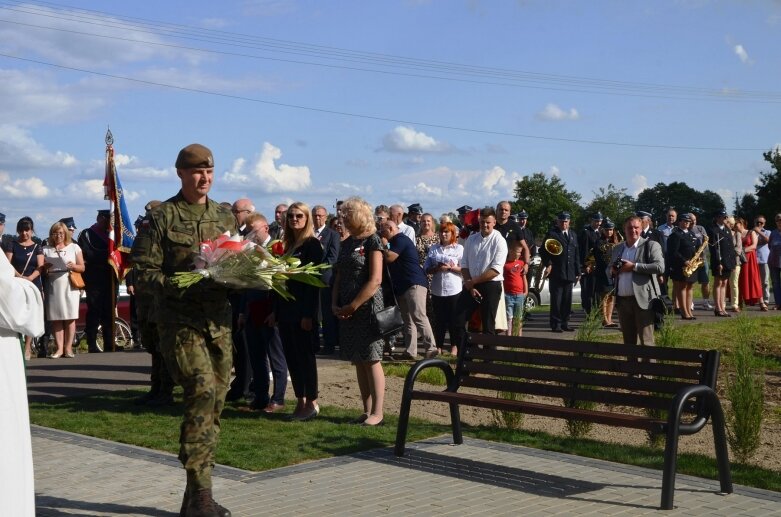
[544,238,563,255]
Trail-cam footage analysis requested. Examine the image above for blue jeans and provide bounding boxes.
[505,293,527,323]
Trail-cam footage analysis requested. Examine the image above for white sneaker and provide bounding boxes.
[701,301,714,310]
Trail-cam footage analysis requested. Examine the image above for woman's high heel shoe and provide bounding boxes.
[50,352,62,359]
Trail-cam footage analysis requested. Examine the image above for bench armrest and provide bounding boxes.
[668,384,722,435]
[402,358,457,395]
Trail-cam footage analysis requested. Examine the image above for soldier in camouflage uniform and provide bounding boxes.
[130,200,175,406]
[132,144,236,517]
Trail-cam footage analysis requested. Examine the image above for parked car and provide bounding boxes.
[524,254,582,309]
[76,284,131,330]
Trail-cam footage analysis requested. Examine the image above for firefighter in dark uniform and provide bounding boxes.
[541,212,581,332]
[578,211,603,315]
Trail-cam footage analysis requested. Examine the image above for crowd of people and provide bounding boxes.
[3,140,781,515]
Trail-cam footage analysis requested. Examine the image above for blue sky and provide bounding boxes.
[1,0,779,234]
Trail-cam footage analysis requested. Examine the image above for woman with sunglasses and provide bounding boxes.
[274,202,324,421]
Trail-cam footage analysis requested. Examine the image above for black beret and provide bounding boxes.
[175,143,214,169]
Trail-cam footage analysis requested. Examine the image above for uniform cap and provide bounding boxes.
[59,216,76,230]
[678,213,692,222]
[516,210,528,219]
[715,208,728,217]
[456,205,473,215]
[591,211,604,220]
[557,211,571,221]
[0,212,5,224]
[97,209,110,218]
[407,203,423,215]
[602,219,615,229]
[635,210,652,218]
[175,143,214,169]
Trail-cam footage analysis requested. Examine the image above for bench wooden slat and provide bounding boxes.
[463,361,697,396]
[468,333,709,363]
[463,348,704,381]
[412,390,665,431]
[459,376,698,413]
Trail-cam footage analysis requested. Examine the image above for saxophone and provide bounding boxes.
[683,235,709,277]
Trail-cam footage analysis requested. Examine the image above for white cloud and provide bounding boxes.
[392,164,520,206]
[381,126,449,153]
[0,172,50,199]
[536,103,580,121]
[105,155,171,179]
[65,178,140,202]
[734,44,751,64]
[223,142,311,193]
[0,125,78,170]
[0,5,200,69]
[631,174,649,197]
[548,166,560,177]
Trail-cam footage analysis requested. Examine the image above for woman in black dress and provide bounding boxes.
[275,202,324,421]
[592,219,622,327]
[666,213,698,320]
[2,216,43,360]
[332,197,386,426]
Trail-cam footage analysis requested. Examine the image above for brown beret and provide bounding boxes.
[175,143,214,169]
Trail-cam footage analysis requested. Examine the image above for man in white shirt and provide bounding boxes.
[455,207,508,341]
[609,216,665,345]
[390,204,416,243]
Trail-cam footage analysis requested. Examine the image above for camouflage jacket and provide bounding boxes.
[132,191,237,329]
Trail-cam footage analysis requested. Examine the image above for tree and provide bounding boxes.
[513,172,582,242]
[755,149,781,220]
[635,182,724,225]
[735,193,758,224]
[581,184,636,227]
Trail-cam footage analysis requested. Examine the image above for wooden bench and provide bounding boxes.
[394,333,732,510]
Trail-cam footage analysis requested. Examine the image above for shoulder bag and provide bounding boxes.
[371,260,403,338]
[643,241,672,329]
[56,247,85,289]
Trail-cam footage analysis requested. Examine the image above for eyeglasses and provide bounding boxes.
[287,213,305,220]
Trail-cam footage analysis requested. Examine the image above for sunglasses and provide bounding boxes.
[287,213,306,220]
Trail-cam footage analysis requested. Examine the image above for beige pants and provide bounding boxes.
[616,295,655,346]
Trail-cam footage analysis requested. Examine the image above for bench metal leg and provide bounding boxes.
[661,425,680,510]
[449,403,463,445]
[709,398,733,495]
[394,391,413,456]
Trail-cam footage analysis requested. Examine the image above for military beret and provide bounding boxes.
[407,203,423,215]
[557,211,571,221]
[635,210,652,218]
[591,211,604,220]
[59,216,76,230]
[97,209,110,218]
[175,143,214,169]
[456,205,473,215]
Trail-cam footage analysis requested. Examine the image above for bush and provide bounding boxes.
[726,316,764,464]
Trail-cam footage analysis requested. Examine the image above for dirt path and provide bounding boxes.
[316,360,781,472]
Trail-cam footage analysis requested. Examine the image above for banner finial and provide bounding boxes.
[105,127,113,146]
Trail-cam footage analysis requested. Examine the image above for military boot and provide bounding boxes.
[185,488,231,517]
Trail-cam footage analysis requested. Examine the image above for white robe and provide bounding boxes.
[0,252,43,517]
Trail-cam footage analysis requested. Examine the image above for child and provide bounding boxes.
[504,243,527,336]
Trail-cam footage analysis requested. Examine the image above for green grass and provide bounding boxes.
[29,388,781,492]
[383,362,449,386]
[29,389,447,471]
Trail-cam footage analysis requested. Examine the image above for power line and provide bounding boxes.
[1,1,780,103]
[0,51,766,152]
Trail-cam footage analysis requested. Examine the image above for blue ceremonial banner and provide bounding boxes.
[104,130,135,278]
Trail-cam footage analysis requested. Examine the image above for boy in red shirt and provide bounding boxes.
[503,242,527,336]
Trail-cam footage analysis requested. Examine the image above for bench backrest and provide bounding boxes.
[457,333,720,415]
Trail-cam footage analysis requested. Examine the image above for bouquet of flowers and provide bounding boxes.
[170,233,329,300]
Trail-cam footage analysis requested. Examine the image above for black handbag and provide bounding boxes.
[371,264,403,337]
[644,242,671,329]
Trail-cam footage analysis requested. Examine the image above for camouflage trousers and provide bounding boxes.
[139,320,175,395]
[159,323,232,490]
